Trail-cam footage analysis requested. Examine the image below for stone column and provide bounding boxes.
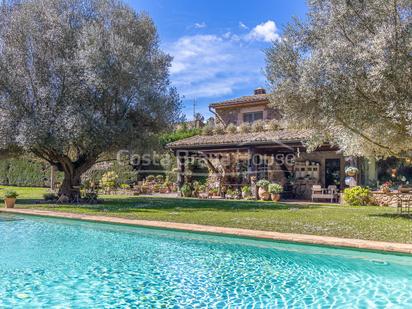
[176,151,186,196]
[248,147,258,199]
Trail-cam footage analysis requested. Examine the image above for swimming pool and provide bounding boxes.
[0,214,412,308]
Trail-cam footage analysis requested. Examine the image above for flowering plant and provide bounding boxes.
[345,166,359,175]
[380,181,392,192]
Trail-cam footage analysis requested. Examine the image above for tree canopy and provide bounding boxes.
[266,0,411,157]
[0,0,181,198]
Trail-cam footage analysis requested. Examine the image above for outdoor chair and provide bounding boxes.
[397,194,412,215]
[311,185,338,203]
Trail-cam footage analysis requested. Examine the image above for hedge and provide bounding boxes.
[0,158,62,187]
[82,162,137,186]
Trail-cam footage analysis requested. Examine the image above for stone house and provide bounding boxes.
[167,88,379,199]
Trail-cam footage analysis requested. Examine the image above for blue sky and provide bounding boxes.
[126,0,308,119]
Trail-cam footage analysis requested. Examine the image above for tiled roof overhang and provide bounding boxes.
[167,129,313,150]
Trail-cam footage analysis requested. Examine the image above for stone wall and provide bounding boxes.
[216,104,281,125]
[372,192,411,207]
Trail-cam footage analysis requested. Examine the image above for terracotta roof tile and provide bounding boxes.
[167,129,313,149]
[209,94,270,108]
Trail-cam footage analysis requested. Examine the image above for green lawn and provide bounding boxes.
[1,185,411,244]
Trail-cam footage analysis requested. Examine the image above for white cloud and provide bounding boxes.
[193,22,207,29]
[165,20,280,102]
[239,21,248,30]
[246,20,281,42]
[166,34,264,99]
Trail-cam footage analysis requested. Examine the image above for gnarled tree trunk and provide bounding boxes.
[56,156,97,201]
[32,147,98,202]
[58,170,83,200]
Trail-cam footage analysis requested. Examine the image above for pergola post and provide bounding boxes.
[248,147,258,199]
[176,151,186,196]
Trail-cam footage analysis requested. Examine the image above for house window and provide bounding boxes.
[243,111,263,123]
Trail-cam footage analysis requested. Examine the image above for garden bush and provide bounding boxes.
[239,122,251,133]
[213,124,225,135]
[159,128,202,147]
[251,120,265,132]
[343,186,374,206]
[225,123,237,134]
[0,157,63,187]
[180,183,192,197]
[256,179,270,190]
[201,125,214,136]
[268,183,283,194]
[83,162,137,187]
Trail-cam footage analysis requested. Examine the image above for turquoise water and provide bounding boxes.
[1,214,412,308]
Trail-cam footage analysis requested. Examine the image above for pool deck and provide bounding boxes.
[1,207,412,254]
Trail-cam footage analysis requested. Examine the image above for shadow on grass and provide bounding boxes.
[368,213,412,220]
[24,196,319,213]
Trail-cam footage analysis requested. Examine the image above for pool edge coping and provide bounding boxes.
[1,208,412,255]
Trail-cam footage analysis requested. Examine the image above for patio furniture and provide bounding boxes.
[311,185,338,203]
[397,194,412,215]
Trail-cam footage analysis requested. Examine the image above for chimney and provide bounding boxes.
[254,87,266,95]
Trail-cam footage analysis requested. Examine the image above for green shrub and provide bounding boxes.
[43,193,58,201]
[242,185,251,193]
[268,119,281,131]
[100,171,118,190]
[4,190,18,198]
[268,183,283,194]
[225,123,237,134]
[82,162,136,188]
[119,183,130,189]
[0,160,9,184]
[146,175,155,182]
[0,158,63,187]
[256,179,270,190]
[155,175,164,183]
[343,186,374,206]
[213,124,225,135]
[159,128,201,147]
[180,183,192,197]
[251,120,266,132]
[201,125,214,136]
[239,122,251,133]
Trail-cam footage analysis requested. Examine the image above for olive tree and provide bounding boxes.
[0,0,181,199]
[266,0,411,157]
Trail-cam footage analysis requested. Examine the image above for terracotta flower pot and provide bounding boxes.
[4,197,16,208]
[258,187,270,201]
[242,192,251,199]
[382,187,390,194]
[271,194,281,202]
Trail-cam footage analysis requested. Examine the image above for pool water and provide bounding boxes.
[1,214,412,308]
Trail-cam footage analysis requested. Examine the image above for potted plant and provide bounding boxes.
[256,179,270,200]
[380,181,391,193]
[399,184,412,193]
[241,185,252,199]
[155,175,164,183]
[191,181,201,198]
[225,188,235,199]
[209,188,219,198]
[4,190,18,208]
[164,180,173,192]
[153,184,161,193]
[345,166,359,177]
[159,184,169,194]
[146,175,155,183]
[180,183,192,197]
[268,183,283,202]
[198,185,208,199]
